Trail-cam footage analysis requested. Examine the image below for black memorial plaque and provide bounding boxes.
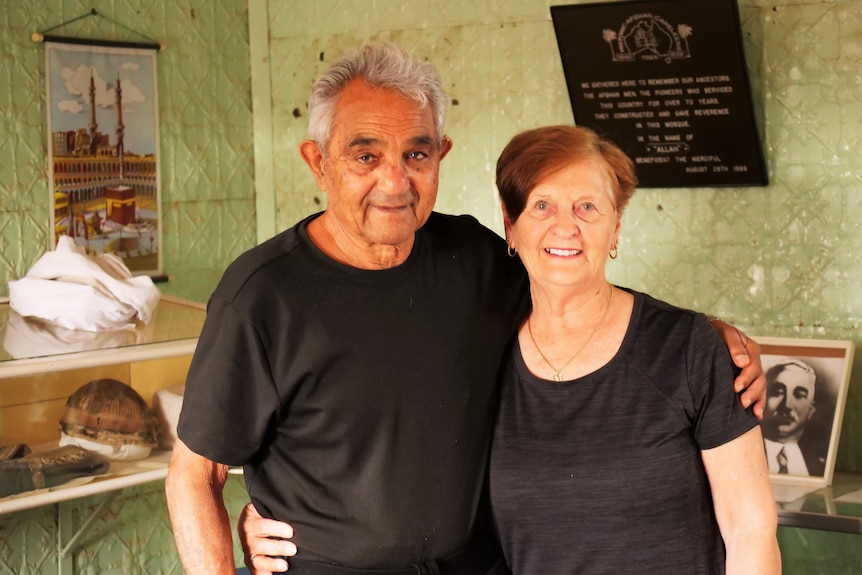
[551,0,767,187]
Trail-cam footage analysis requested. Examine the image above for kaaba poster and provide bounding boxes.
[46,42,161,274]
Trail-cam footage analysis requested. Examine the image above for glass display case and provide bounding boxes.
[0,295,206,515]
[775,473,862,535]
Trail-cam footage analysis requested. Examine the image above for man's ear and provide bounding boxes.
[440,135,453,160]
[300,140,326,190]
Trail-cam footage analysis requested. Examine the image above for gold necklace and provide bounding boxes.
[527,287,615,382]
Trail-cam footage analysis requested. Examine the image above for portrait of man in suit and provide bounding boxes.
[761,358,826,477]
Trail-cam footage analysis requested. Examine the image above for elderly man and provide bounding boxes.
[166,43,765,575]
[762,358,824,476]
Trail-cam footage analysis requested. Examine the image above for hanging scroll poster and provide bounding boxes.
[46,42,162,274]
[551,0,767,188]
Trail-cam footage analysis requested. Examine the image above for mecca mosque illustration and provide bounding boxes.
[51,69,159,271]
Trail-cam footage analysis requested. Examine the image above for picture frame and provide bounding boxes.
[46,41,162,275]
[754,337,855,487]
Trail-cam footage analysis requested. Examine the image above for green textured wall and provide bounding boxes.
[0,0,255,573]
[2,0,861,572]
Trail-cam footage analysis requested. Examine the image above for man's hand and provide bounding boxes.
[238,503,296,575]
[711,319,766,419]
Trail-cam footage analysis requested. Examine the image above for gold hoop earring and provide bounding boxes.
[507,246,517,258]
[609,246,618,260]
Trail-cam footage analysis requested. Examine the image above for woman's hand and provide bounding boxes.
[237,503,297,575]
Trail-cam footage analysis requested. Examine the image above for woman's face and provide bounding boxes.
[506,157,620,291]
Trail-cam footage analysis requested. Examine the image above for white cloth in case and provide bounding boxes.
[8,236,160,331]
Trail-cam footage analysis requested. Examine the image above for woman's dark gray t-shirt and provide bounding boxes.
[490,290,758,575]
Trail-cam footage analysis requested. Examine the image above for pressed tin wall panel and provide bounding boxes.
[0,476,252,574]
[0,0,255,572]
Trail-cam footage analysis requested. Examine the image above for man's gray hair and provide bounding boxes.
[306,43,450,150]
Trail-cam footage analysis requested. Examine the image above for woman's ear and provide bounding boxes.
[501,206,513,233]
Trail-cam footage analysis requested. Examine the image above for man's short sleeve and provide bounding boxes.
[177,296,279,466]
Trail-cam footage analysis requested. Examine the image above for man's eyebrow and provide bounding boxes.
[347,136,380,149]
[346,135,436,149]
[408,135,436,147]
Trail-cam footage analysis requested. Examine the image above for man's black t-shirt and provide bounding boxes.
[178,212,529,568]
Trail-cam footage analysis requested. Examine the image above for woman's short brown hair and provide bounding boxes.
[496,125,637,222]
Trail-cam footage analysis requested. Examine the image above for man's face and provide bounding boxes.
[763,365,816,442]
[302,79,451,257]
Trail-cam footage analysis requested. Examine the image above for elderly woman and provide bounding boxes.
[488,125,780,574]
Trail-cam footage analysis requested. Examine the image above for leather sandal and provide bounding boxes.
[0,445,110,498]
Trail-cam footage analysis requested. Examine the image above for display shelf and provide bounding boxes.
[0,295,206,514]
[0,294,205,376]
[0,448,171,515]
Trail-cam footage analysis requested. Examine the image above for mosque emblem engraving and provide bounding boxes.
[603,13,692,64]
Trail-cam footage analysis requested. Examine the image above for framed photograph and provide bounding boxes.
[754,337,855,487]
[46,41,162,275]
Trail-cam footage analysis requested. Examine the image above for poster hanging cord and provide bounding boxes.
[31,8,163,51]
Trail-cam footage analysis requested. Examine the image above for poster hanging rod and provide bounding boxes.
[32,33,162,52]
[31,8,164,51]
